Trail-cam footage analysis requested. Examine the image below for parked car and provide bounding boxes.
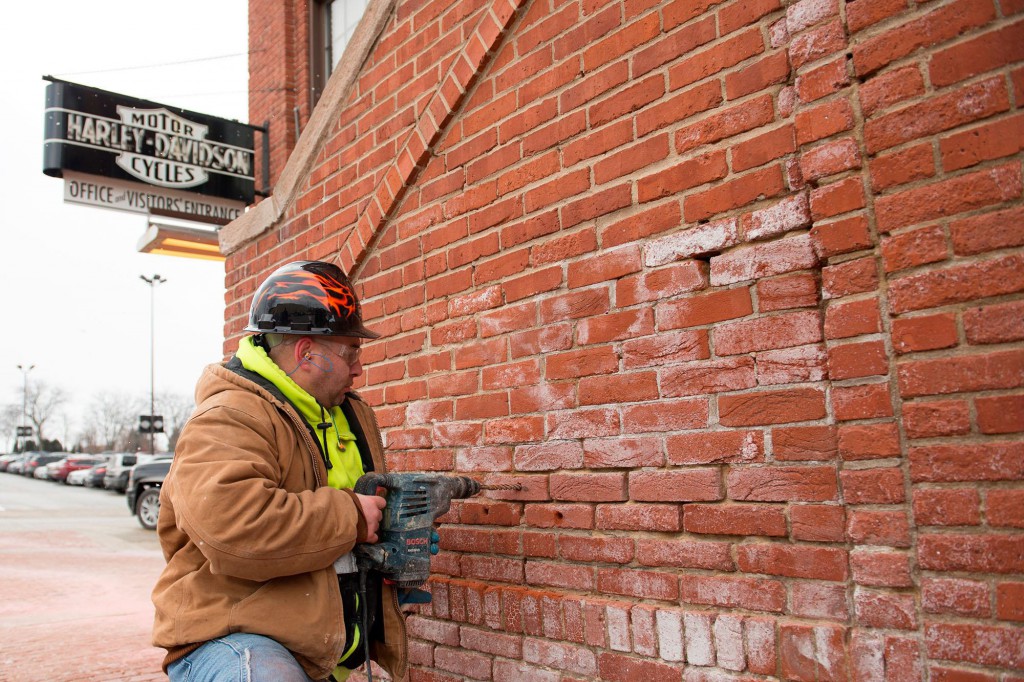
[127,454,174,530]
[34,463,53,480]
[6,453,33,474]
[0,454,22,471]
[21,452,66,478]
[103,453,152,493]
[49,455,105,484]
[84,462,109,488]
[66,466,93,486]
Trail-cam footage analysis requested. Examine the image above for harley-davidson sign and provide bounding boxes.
[43,78,256,219]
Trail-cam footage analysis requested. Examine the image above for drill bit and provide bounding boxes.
[479,482,523,491]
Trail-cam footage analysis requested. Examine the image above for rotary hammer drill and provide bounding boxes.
[350,472,517,681]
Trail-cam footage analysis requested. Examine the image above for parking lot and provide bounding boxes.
[0,471,167,681]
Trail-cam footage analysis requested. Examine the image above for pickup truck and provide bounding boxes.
[126,454,173,530]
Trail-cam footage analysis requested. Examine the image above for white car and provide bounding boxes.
[66,467,92,486]
[34,463,54,480]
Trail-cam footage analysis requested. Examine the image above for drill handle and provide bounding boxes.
[353,472,391,496]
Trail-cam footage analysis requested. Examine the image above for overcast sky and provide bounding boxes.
[0,1,249,437]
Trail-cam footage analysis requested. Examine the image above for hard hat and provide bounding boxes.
[245,261,379,339]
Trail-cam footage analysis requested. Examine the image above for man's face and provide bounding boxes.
[307,336,363,406]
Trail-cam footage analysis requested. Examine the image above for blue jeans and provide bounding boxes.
[167,633,320,682]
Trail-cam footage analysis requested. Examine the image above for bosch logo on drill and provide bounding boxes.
[406,538,429,546]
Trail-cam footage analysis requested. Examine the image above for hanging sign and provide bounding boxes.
[43,78,256,223]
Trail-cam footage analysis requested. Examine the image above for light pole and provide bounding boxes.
[16,363,34,451]
[140,274,167,455]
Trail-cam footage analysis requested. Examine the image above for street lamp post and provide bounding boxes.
[140,274,167,455]
[16,363,34,451]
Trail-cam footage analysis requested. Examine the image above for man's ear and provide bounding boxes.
[292,336,315,363]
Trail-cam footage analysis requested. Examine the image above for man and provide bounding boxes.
[152,260,407,682]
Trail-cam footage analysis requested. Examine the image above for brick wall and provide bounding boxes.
[235,0,1024,678]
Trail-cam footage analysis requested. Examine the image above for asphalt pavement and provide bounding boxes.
[0,471,167,681]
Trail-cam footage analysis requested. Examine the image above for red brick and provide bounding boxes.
[667,430,765,465]
[898,349,1024,397]
[869,144,936,192]
[858,65,926,117]
[732,124,797,173]
[847,509,912,546]
[546,347,619,380]
[828,340,888,380]
[597,652,683,681]
[680,575,787,612]
[964,299,1024,345]
[598,566,680,600]
[930,667,998,682]
[773,425,838,461]
[910,442,1024,482]
[790,582,849,620]
[841,467,906,504]
[996,582,1024,622]
[989,490,1024,528]
[926,622,1024,668]
[852,0,997,77]
[881,226,948,274]
[596,503,682,532]
[715,310,823,355]
[622,330,711,370]
[633,16,717,77]
[810,176,867,220]
[636,537,734,570]
[941,112,1024,173]
[796,57,850,103]
[976,394,1024,434]
[662,357,757,397]
[728,465,838,501]
[524,503,594,530]
[567,245,641,289]
[796,98,855,146]
[832,382,894,420]
[868,75,1010,155]
[738,543,849,580]
[838,422,901,460]
[923,578,992,617]
[636,80,722,138]
[903,399,972,438]
[791,504,846,542]
[602,201,684,249]
[889,253,1024,314]
[629,468,722,502]
[637,149,729,203]
[800,138,861,182]
[710,233,819,286]
[824,297,882,340]
[675,94,776,154]
[891,313,958,354]
[577,308,655,345]
[719,387,827,426]
[757,273,819,311]
[789,19,847,69]
[726,50,791,99]
[593,135,670,185]
[621,397,709,432]
[550,472,627,502]
[584,437,664,470]
[876,163,1022,233]
[590,74,665,129]
[684,503,788,537]
[657,287,752,329]
[684,166,786,223]
[668,26,766,90]
[913,488,982,526]
[929,18,1024,87]
[951,205,1024,256]
[855,590,918,629]
[850,550,914,587]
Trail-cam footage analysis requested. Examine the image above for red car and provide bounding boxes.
[50,455,105,484]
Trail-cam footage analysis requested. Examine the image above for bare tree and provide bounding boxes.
[21,379,69,445]
[81,391,145,452]
[156,391,196,452]
[1,404,21,452]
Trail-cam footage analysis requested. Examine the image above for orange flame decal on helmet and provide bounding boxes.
[255,270,357,320]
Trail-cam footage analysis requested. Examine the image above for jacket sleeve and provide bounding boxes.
[168,397,363,582]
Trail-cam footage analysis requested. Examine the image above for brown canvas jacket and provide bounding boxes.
[152,360,408,681]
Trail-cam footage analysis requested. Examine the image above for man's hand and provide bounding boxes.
[356,493,386,543]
